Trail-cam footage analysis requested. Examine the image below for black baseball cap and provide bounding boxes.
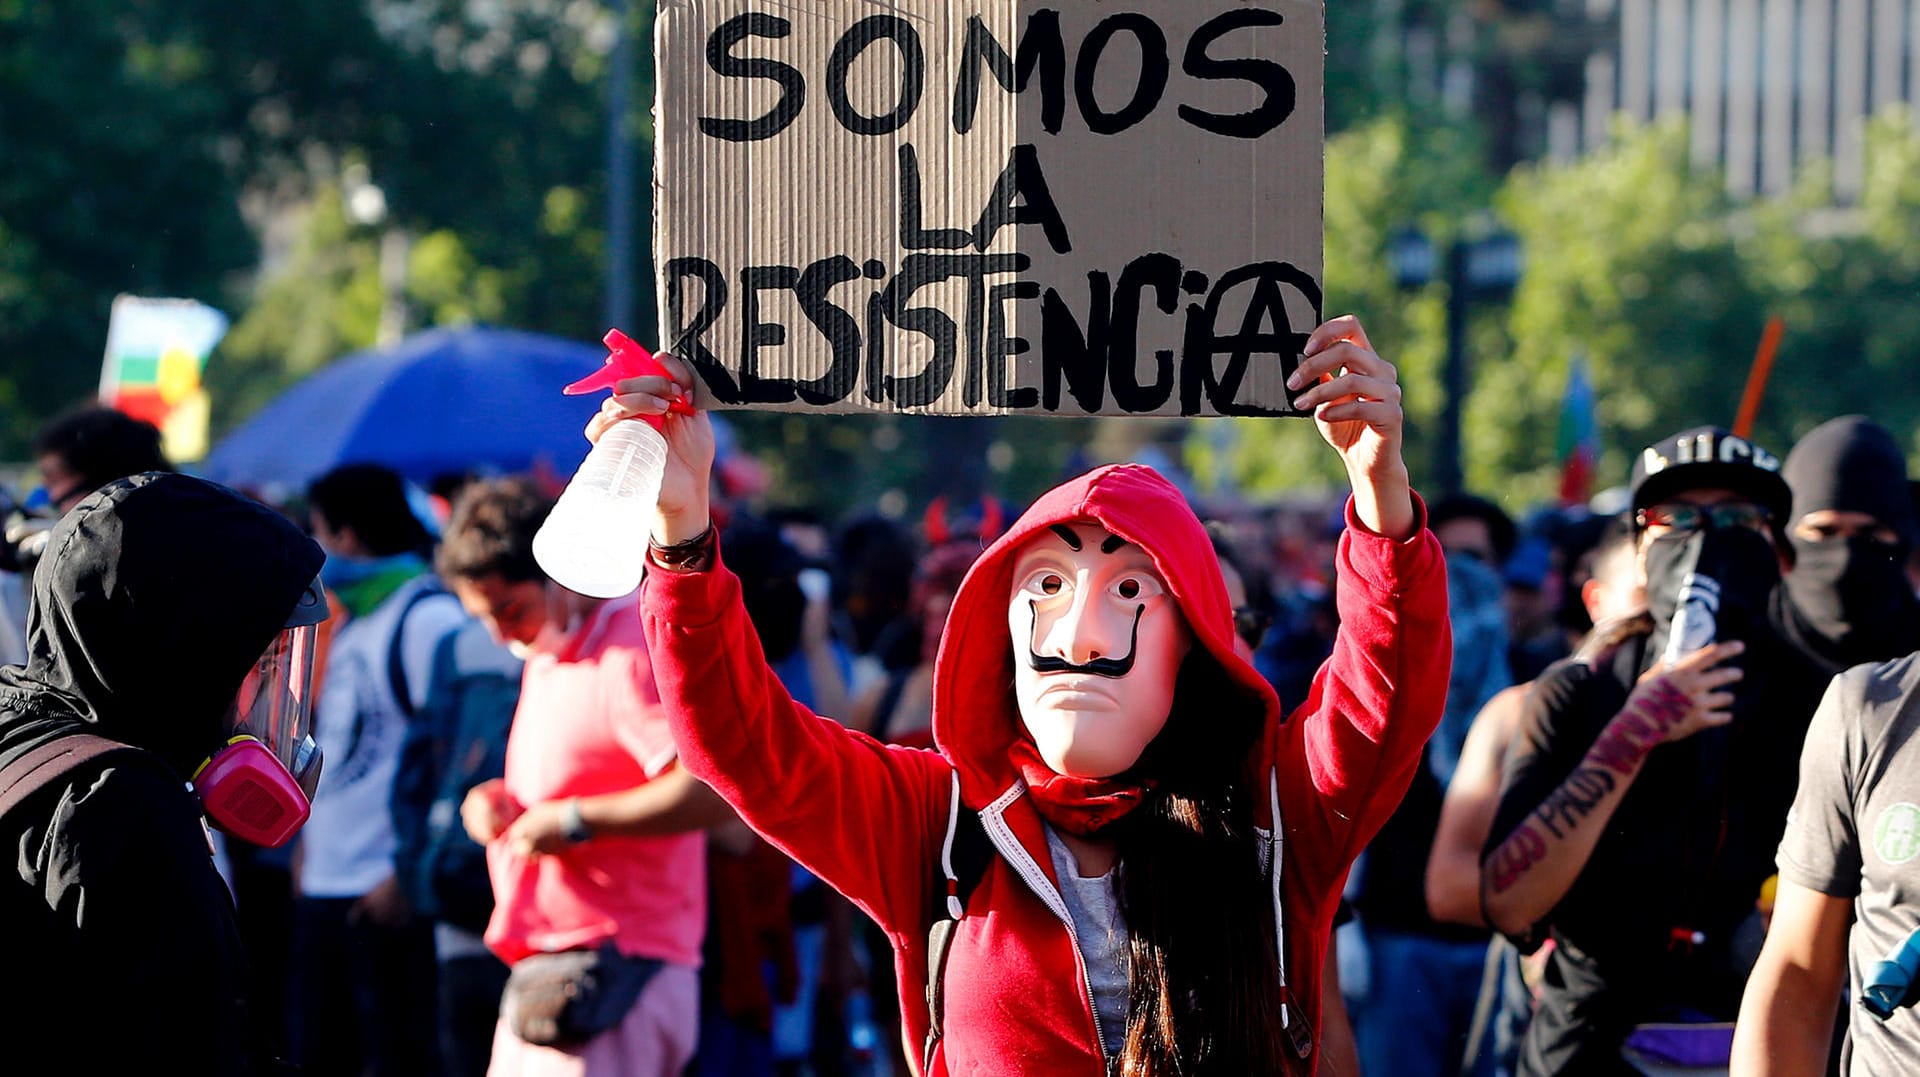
[1630,426,1792,530]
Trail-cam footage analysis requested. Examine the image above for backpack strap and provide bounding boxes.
[1269,766,1313,1061]
[923,768,993,1073]
[386,579,452,721]
[0,733,133,821]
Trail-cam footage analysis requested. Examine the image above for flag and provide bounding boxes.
[99,296,229,462]
[1555,354,1598,507]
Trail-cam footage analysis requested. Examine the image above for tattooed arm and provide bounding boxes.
[1480,641,1746,938]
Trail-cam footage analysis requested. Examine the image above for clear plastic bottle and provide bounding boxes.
[533,420,666,597]
[532,329,689,598]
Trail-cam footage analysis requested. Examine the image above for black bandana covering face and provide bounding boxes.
[1644,526,1780,664]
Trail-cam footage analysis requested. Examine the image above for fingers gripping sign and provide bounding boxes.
[1289,316,1403,455]
[1287,315,1416,541]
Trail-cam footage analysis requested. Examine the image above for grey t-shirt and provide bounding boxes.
[1777,653,1920,1074]
[1044,825,1130,1058]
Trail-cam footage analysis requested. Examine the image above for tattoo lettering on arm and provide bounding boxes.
[1485,678,1694,896]
[1533,766,1617,839]
[1486,821,1547,893]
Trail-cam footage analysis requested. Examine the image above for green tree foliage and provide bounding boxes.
[1492,115,1920,502]
[1742,112,1920,460]
[1489,118,1770,502]
[0,0,628,457]
[0,0,255,455]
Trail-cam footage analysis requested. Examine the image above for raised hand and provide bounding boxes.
[1288,316,1414,539]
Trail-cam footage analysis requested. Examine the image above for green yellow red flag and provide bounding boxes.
[99,295,229,462]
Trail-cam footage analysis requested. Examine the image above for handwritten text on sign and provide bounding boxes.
[654,1,1324,417]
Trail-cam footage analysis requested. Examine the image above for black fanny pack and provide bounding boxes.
[501,943,663,1047]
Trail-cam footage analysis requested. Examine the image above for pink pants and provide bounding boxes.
[486,962,699,1077]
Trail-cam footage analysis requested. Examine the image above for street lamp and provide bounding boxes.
[1387,220,1523,496]
[344,164,410,347]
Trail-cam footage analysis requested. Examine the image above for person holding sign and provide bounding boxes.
[601,315,1448,1075]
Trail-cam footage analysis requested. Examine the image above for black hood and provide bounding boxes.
[0,473,324,778]
[1783,415,1918,548]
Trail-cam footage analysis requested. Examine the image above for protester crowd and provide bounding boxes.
[3,387,1920,1075]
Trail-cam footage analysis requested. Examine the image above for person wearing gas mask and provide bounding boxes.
[0,472,327,1074]
[1730,416,1920,1075]
[1481,425,1832,1075]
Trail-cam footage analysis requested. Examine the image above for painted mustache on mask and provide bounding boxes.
[1026,601,1144,677]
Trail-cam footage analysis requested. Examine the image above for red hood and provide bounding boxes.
[932,463,1281,809]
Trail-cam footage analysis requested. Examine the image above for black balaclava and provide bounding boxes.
[1779,416,1920,670]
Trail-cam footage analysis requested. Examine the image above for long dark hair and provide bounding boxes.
[1109,647,1291,1075]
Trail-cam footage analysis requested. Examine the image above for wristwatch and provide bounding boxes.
[559,798,593,844]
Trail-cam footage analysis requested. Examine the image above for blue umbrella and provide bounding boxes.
[202,326,606,492]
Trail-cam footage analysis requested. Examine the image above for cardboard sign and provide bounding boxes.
[653,0,1323,418]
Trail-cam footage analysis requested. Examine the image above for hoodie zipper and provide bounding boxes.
[980,783,1112,1071]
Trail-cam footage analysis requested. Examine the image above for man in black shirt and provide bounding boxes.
[1481,426,1827,1075]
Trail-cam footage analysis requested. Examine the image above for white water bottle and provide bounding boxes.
[532,330,691,598]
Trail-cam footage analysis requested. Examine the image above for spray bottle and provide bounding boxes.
[532,330,694,598]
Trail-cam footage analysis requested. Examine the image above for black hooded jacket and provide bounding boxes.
[0,473,323,1074]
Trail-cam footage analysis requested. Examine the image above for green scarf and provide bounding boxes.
[324,553,428,619]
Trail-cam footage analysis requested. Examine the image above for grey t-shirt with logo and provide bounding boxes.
[1777,652,1920,1073]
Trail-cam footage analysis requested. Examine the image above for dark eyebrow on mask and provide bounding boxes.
[1049,524,1083,551]
[1100,533,1127,555]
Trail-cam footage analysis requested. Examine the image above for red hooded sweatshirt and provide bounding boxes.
[641,464,1450,1075]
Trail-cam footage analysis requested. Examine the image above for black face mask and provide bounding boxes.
[1644,525,1781,659]
[1784,533,1918,660]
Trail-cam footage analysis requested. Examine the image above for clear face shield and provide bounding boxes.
[217,574,327,799]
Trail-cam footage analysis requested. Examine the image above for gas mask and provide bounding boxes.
[1784,533,1917,659]
[192,574,328,848]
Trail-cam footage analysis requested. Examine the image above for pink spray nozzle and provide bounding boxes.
[563,329,696,429]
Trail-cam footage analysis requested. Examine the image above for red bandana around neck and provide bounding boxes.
[1008,738,1154,837]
